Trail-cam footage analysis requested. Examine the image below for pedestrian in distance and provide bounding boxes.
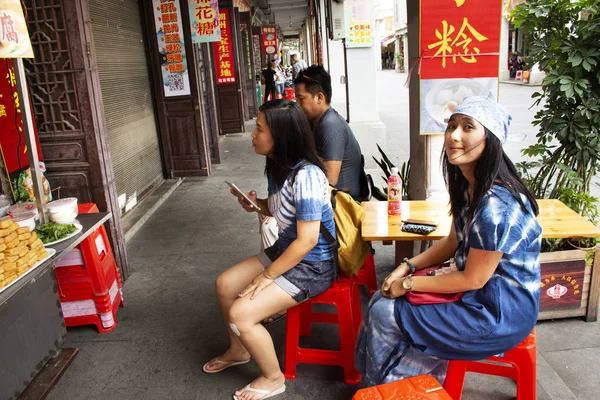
[261,61,278,103]
[203,100,337,400]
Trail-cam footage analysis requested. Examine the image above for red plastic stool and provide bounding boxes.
[443,329,536,400]
[284,276,362,384]
[355,251,377,297]
[353,375,453,400]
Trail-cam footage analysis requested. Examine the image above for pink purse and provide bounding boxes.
[405,264,465,305]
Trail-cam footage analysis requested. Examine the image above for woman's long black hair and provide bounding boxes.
[442,128,539,219]
[259,99,326,187]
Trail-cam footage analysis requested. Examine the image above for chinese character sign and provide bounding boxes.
[421,0,501,79]
[188,0,220,43]
[261,26,277,56]
[419,0,501,135]
[0,59,49,202]
[213,9,236,84]
[0,0,34,58]
[344,0,373,48]
[153,0,192,97]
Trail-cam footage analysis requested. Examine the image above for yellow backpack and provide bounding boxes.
[322,187,372,277]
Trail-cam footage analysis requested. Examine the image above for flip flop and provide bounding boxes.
[202,356,251,374]
[233,383,286,400]
[260,310,287,326]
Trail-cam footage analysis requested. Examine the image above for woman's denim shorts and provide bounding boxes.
[258,244,336,303]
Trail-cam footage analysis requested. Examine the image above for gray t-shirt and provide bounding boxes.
[313,108,362,197]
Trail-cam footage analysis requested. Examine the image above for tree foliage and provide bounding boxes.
[512,0,599,251]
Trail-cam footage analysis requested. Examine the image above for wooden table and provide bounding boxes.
[362,200,600,321]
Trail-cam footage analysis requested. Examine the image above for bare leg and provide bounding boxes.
[229,283,298,400]
[204,256,265,372]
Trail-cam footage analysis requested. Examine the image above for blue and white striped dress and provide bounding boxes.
[355,185,542,387]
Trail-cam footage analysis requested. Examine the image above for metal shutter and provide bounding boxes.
[88,0,163,213]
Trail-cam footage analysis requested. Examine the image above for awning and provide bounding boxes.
[381,35,395,46]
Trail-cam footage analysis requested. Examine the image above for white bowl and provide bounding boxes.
[8,202,39,221]
[47,197,78,224]
[14,214,36,231]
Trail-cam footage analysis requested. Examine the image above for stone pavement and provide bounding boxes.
[46,71,600,400]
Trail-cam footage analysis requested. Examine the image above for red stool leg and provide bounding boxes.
[335,286,362,384]
[351,278,362,338]
[505,342,536,400]
[443,360,467,400]
[284,305,302,380]
[299,301,312,337]
[363,252,378,297]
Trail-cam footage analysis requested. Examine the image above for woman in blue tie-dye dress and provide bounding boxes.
[355,96,542,387]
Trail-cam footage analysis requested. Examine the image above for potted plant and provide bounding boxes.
[511,0,600,319]
[395,54,405,73]
[371,144,410,201]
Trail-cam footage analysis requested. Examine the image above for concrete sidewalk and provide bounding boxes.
[47,72,600,399]
[47,131,600,399]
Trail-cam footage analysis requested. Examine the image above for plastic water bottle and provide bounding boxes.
[388,167,402,215]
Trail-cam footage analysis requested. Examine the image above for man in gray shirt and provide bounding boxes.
[294,65,363,198]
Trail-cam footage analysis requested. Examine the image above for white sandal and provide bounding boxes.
[202,356,250,374]
[232,383,286,400]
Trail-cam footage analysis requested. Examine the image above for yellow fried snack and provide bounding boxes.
[16,227,30,234]
[7,222,18,233]
[0,243,6,253]
[29,239,43,250]
[36,248,49,259]
[0,229,9,238]
[5,273,17,284]
[16,257,29,268]
[28,257,37,267]
[0,252,4,260]
[6,238,20,250]
[0,218,12,229]
[27,232,38,244]
[3,231,17,244]
[5,254,18,262]
[18,233,31,241]
[17,246,28,257]
[5,245,25,256]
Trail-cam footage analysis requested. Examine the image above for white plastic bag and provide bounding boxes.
[258,214,278,251]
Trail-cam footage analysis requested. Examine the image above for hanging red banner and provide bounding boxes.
[213,9,236,84]
[0,58,46,201]
[420,0,502,79]
[261,25,277,56]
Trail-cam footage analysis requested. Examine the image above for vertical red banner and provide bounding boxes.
[420,0,502,79]
[213,9,236,84]
[261,25,277,57]
[0,59,43,175]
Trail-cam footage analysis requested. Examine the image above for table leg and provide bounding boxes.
[586,248,600,322]
[395,241,414,266]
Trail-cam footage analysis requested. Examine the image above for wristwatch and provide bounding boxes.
[402,275,414,291]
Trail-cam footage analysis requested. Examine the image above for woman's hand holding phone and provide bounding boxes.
[226,181,261,212]
[233,189,259,212]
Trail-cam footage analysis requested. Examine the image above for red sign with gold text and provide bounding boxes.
[0,59,42,175]
[420,0,502,79]
[261,25,277,56]
[213,9,236,84]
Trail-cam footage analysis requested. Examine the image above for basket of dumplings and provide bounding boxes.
[0,217,48,290]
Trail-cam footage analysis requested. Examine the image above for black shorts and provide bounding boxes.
[258,244,336,303]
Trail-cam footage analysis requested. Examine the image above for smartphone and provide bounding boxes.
[225,180,261,211]
[401,218,439,227]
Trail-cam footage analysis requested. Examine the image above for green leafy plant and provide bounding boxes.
[371,144,410,201]
[512,0,600,253]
